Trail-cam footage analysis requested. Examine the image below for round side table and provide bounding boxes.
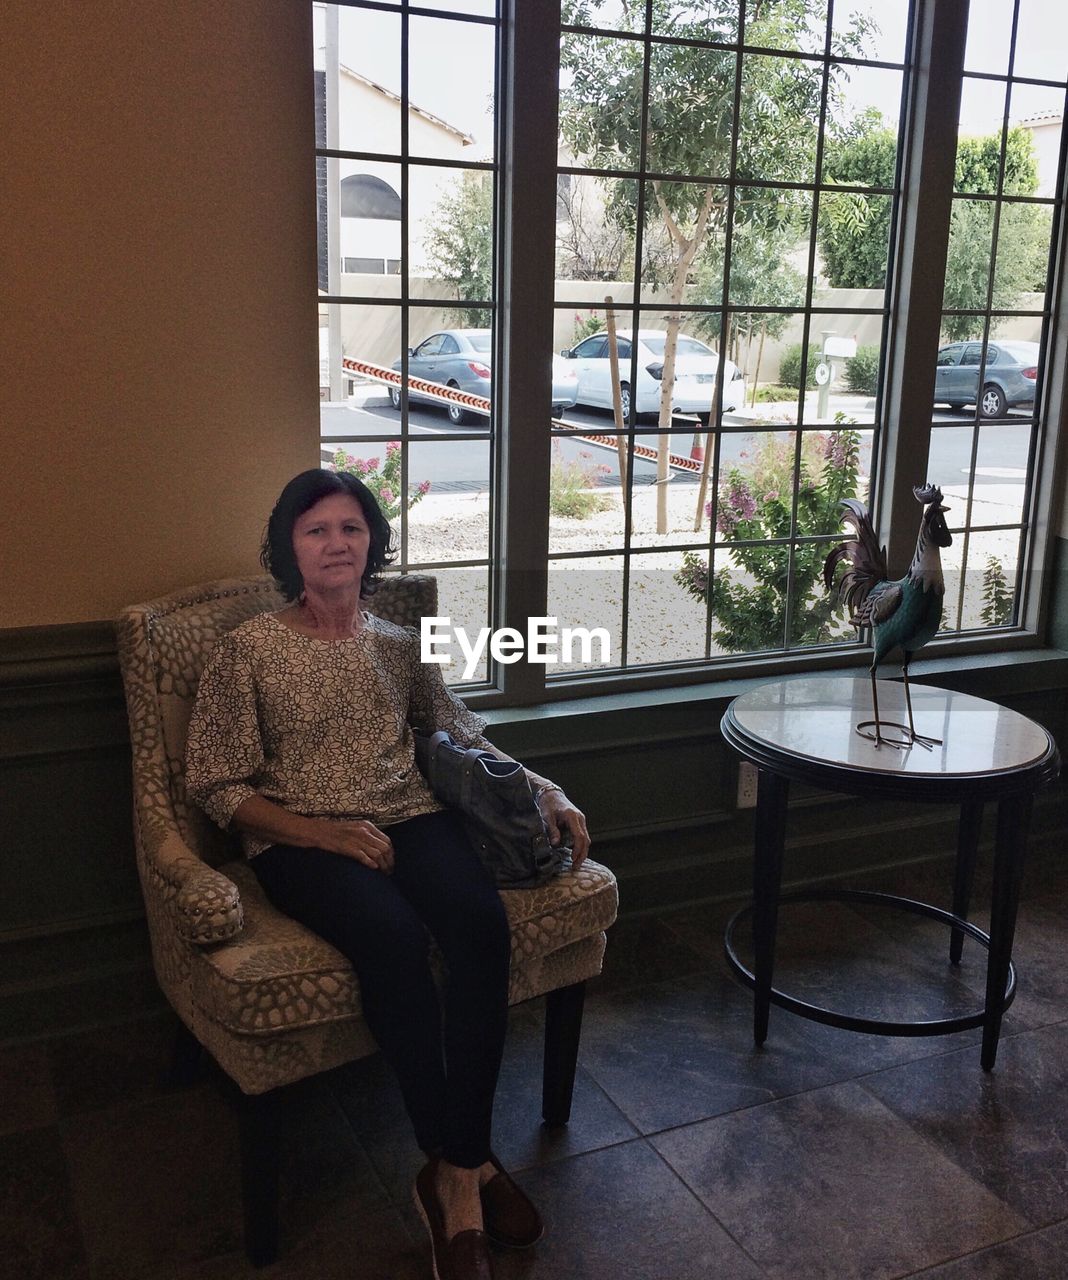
[720,676,1060,1070]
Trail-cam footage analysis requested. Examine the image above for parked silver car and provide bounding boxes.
[934,339,1039,418]
[391,329,578,424]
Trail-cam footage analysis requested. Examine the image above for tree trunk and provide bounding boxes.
[652,183,717,532]
[751,321,767,407]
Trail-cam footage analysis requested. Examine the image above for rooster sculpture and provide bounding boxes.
[823,483,952,748]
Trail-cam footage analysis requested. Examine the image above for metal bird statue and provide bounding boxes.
[823,483,952,748]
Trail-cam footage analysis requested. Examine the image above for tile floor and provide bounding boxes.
[3,847,1068,1280]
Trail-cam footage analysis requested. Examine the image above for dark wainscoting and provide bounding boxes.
[2,615,1067,1042]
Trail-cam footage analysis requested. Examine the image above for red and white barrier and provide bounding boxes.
[340,357,703,474]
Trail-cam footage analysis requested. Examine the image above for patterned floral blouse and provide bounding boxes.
[185,612,491,858]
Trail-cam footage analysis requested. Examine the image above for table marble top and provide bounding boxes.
[728,676,1052,779]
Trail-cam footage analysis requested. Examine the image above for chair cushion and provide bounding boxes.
[189,858,618,1036]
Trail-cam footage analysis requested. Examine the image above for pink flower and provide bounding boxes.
[365,457,380,472]
[764,490,779,502]
[386,441,401,455]
[418,480,432,495]
[380,487,394,504]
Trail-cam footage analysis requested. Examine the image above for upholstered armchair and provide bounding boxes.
[116,574,618,1265]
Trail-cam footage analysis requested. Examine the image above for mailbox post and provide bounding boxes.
[817,333,858,421]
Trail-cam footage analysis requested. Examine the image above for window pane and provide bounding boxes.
[825,63,904,175]
[963,0,1014,76]
[1012,0,1068,83]
[993,202,1052,316]
[647,45,736,177]
[546,560,623,676]
[409,166,495,311]
[319,302,404,435]
[816,192,892,302]
[559,33,643,172]
[729,189,811,309]
[627,551,711,665]
[831,0,910,65]
[640,181,729,310]
[974,422,1031,525]
[960,530,1020,630]
[746,0,828,55]
[405,439,492,566]
[566,0,644,35]
[710,543,789,653]
[433,566,492,684]
[942,200,996,321]
[409,15,497,162]
[556,177,638,306]
[737,55,823,184]
[548,435,625,556]
[1006,83,1066,198]
[799,314,882,427]
[787,539,856,649]
[328,6,402,154]
[729,310,804,418]
[621,432,711,550]
[955,90,1006,196]
[651,3,738,44]
[320,162,404,298]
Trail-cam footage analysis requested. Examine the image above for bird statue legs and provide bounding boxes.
[857,658,942,749]
[901,655,942,749]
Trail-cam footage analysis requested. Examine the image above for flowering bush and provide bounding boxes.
[675,419,863,651]
[549,444,614,519]
[331,444,430,522]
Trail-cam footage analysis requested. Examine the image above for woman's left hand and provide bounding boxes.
[537,790,590,869]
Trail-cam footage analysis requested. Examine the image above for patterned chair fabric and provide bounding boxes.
[117,575,618,1095]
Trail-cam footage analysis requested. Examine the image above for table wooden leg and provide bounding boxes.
[982,790,1032,1071]
[950,801,984,965]
[753,769,789,1047]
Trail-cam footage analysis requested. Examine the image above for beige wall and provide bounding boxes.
[2,2,318,628]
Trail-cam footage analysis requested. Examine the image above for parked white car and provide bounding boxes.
[560,329,746,420]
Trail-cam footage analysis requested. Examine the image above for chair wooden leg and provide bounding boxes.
[238,1090,281,1267]
[542,981,586,1128]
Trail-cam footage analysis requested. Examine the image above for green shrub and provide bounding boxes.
[549,444,614,519]
[844,345,881,396]
[777,343,820,390]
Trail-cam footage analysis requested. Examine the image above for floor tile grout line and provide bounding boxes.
[893,1215,1068,1278]
[644,1136,774,1278]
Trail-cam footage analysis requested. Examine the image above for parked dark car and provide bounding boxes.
[934,339,1039,418]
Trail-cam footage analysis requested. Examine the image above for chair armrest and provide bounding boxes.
[140,825,245,945]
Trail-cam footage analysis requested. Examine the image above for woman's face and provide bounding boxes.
[291,492,371,598]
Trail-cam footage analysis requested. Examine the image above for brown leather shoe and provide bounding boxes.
[414,1160,495,1280]
[448,1230,494,1280]
[480,1152,544,1249]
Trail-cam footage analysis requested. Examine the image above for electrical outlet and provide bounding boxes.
[736,762,758,809]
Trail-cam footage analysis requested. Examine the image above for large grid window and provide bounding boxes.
[549,0,911,673]
[316,1,1068,700]
[928,0,1068,634]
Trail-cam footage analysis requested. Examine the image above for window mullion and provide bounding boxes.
[880,0,969,571]
[495,0,560,704]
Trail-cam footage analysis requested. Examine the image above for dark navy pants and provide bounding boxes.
[251,809,510,1168]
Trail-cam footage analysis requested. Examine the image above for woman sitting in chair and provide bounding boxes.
[185,467,590,1280]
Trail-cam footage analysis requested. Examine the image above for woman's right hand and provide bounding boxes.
[314,818,395,873]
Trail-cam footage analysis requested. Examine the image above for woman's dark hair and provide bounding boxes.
[261,469,397,601]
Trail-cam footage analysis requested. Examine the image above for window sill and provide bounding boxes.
[481,646,1068,753]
